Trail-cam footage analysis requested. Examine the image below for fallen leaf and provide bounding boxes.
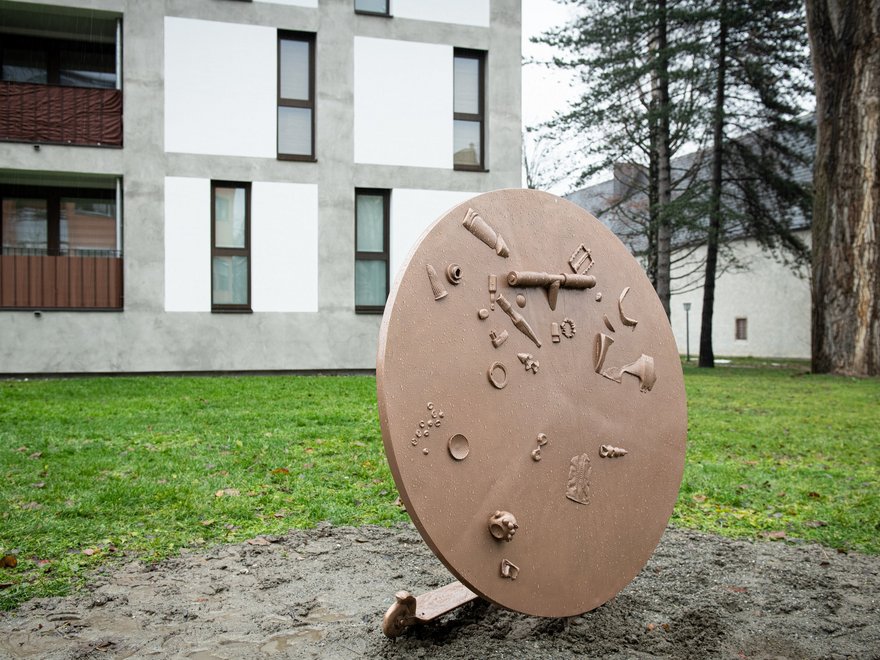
[304,448,314,454]
[273,512,286,519]
[807,491,821,499]
[81,548,98,556]
[215,488,240,498]
[246,537,271,546]
[35,559,51,568]
[661,623,670,632]
[0,583,13,590]
[726,585,748,593]
[28,452,42,460]
[20,502,42,511]
[224,524,236,530]
[1,555,18,569]
[763,531,786,540]
[736,484,750,490]
[15,446,27,452]
[200,520,215,527]
[271,468,290,475]
[691,494,707,503]
[31,482,45,489]
[803,520,828,528]
[352,441,366,447]
[646,623,656,632]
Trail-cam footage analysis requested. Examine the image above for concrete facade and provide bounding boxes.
[0,0,522,373]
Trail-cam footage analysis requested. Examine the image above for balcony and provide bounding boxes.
[0,81,122,147]
[0,248,123,310]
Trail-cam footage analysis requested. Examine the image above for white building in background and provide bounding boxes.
[567,175,811,361]
[0,0,522,373]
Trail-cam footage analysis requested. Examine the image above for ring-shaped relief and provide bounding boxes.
[377,189,687,618]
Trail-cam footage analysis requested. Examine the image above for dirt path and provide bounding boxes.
[1,523,878,659]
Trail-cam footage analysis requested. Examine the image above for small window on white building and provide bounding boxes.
[355,0,390,16]
[735,317,747,341]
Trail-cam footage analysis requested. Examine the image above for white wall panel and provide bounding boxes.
[669,233,811,359]
[165,177,210,312]
[390,189,477,280]
[393,0,489,27]
[251,182,319,312]
[165,18,276,158]
[354,38,452,168]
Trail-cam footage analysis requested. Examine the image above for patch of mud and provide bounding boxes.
[0,524,878,659]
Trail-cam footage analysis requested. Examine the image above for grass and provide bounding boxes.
[1,364,878,610]
[676,360,879,553]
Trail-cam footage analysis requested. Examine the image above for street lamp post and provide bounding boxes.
[683,302,692,362]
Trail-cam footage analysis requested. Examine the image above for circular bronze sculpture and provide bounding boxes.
[377,189,687,620]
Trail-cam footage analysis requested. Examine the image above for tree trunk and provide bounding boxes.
[651,0,673,319]
[806,0,880,376]
[698,0,728,368]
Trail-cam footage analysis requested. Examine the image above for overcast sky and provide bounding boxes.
[521,0,578,128]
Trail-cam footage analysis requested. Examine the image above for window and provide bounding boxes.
[355,189,389,313]
[1,35,116,89]
[211,182,251,311]
[277,31,315,160]
[0,182,122,309]
[355,0,390,15]
[453,49,485,170]
[735,317,747,341]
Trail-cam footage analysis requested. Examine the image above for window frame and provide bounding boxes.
[277,30,316,162]
[453,48,486,172]
[354,0,391,16]
[354,188,390,314]
[735,317,748,341]
[210,180,252,313]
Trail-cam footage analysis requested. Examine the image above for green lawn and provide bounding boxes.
[1,365,878,610]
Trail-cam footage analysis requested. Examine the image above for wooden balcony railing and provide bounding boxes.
[0,81,122,147]
[0,250,123,309]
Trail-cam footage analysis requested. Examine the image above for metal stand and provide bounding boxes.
[382,581,479,638]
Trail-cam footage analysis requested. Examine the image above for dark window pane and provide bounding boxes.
[212,255,249,305]
[214,187,247,248]
[278,106,312,156]
[355,0,389,13]
[355,259,387,307]
[453,56,479,114]
[60,197,116,254]
[59,48,116,88]
[453,120,481,166]
[356,194,385,252]
[279,39,310,100]
[1,198,48,253]
[1,47,47,84]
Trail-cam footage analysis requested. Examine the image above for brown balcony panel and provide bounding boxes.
[0,254,122,309]
[0,81,122,147]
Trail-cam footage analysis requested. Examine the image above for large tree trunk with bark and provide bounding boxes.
[699,0,728,368]
[806,1,880,376]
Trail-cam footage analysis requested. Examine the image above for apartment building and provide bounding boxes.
[0,0,522,373]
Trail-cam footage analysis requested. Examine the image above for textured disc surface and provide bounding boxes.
[377,189,687,618]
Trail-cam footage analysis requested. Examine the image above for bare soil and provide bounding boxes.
[1,524,878,659]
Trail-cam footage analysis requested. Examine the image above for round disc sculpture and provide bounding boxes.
[376,189,687,629]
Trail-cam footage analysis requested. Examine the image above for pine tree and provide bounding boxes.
[534,0,706,317]
[697,0,813,368]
